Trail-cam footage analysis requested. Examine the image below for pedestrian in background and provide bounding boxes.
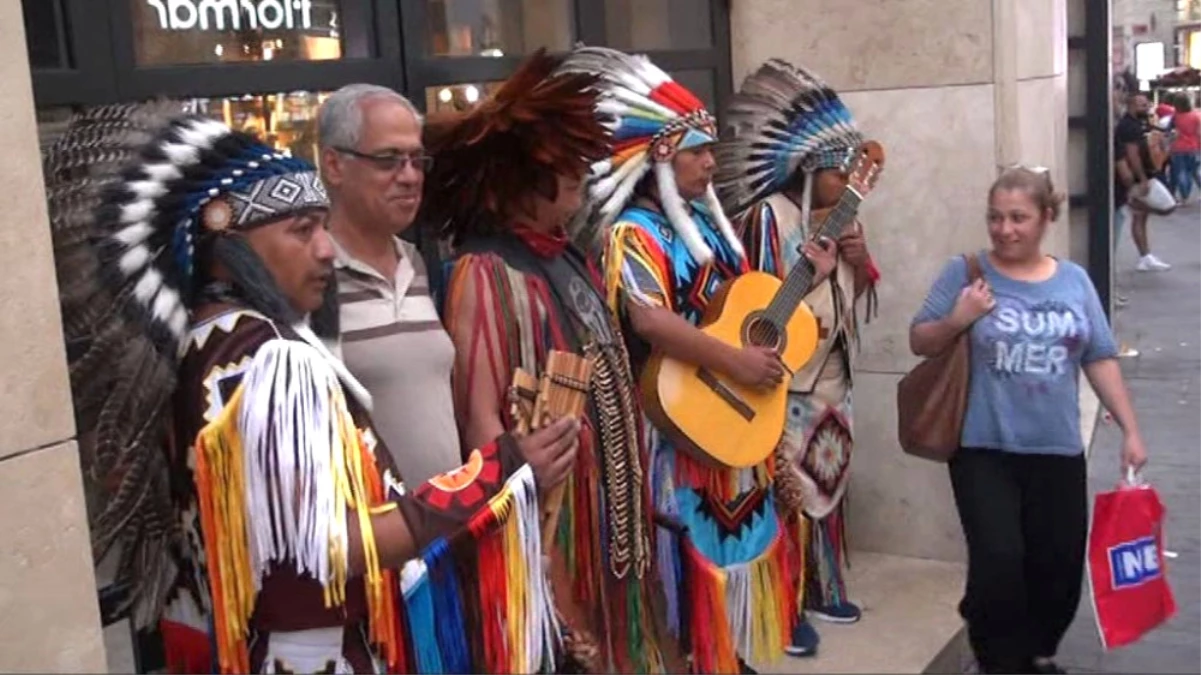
[909,167,1149,675]
[1168,96,1201,204]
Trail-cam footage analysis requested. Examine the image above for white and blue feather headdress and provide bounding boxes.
[716,60,864,217]
[558,46,743,264]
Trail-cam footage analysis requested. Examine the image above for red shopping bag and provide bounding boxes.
[1087,474,1176,650]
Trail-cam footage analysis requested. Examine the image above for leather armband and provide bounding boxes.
[392,433,524,552]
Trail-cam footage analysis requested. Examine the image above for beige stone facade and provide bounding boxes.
[0,0,106,671]
[731,0,1073,565]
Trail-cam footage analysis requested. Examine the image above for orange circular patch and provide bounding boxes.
[427,450,484,492]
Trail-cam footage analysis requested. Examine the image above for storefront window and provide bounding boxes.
[186,91,328,164]
[424,0,573,57]
[424,81,502,113]
[670,69,716,112]
[24,0,67,69]
[604,0,712,51]
[130,0,347,66]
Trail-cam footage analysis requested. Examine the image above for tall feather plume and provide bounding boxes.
[715,59,864,218]
[422,49,611,241]
[43,101,188,626]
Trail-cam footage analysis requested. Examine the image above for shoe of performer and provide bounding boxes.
[784,618,821,657]
[809,600,862,624]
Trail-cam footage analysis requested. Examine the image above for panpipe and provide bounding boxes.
[507,349,593,552]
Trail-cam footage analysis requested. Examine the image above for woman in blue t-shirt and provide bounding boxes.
[909,167,1148,674]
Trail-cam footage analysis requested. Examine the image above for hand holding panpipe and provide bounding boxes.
[507,350,593,553]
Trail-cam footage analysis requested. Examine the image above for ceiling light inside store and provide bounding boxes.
[214,44,224,57]
[438,88,453,103]
[464,85,480,103]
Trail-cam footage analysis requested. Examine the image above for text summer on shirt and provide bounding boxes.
[912,253,1118,456]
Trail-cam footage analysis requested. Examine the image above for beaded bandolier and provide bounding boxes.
[716,59,883,624]
[425,50,666,673]
[44,104,563,674]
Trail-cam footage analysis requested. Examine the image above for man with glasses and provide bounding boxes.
[317,84,461,485]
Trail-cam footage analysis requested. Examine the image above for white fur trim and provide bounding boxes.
[127,180,168,201]
[142,163,182,182]
[168,306,189,341]
[119,245,151,276]
[162,142,201,166]
[114,222,154,247]
[703,184,745,257]
[150,285,181,326]
[120,200,155,225]
[133,267,163,304]
[654,162,714,265]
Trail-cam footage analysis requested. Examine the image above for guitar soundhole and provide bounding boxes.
[743,315,783,351]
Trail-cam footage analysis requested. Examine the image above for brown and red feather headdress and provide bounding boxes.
[422,49,611,241]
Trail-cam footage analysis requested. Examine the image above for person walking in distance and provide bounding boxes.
[1116,92,1171,272]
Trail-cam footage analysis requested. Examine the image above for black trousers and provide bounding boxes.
[949,448,1088,673]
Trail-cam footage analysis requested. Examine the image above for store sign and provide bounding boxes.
[145,0,314,31]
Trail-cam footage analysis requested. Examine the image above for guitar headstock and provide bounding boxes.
[842,141,885,199]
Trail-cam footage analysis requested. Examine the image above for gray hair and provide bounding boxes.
[317,84,423,150]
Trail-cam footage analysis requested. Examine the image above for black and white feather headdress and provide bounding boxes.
[716,60,864,218]
[44,103,328,624]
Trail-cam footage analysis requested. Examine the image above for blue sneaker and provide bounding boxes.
[784,618,820,657]
[810,601,862,624]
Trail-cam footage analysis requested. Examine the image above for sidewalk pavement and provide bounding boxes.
[1056,201,1201,674]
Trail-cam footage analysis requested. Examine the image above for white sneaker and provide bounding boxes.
[1137,254,1171,271]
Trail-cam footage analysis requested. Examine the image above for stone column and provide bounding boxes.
[0,2,106,671]
[730,0,1069,563]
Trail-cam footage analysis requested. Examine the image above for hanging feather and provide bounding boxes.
[715,59,865,218]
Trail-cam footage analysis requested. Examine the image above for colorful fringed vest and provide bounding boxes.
[604,204,798,673]
[444,234,667,673]
[161,306,562,674]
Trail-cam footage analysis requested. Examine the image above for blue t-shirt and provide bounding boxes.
[912,253,1118,456]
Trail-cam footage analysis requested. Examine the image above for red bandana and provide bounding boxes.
[511,222,569,258]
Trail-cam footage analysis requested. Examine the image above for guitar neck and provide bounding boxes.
[764,189,863,322]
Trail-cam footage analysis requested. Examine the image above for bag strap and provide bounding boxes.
[964,252,984,284]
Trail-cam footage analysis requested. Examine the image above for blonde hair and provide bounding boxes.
[989,166,1066,222]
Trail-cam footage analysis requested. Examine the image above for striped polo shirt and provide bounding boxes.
[333,235,462,485]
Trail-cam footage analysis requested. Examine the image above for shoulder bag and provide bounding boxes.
[896,253,983,462]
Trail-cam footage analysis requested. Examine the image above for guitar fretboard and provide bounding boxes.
[763,189,863,325]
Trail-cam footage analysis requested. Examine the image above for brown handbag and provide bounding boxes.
[896,253,983,462]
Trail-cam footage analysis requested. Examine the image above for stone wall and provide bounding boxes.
[730,0,1070,563]
[0,2,107,671]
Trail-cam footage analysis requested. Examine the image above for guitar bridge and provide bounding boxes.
[696,368,755,421]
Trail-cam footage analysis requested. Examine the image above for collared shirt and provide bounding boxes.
[334,234,461,485]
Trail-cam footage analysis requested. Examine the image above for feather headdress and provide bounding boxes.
[422,48,610,241]
[715,59,865,218]
[557,46,742,264]
[43,103,329,625]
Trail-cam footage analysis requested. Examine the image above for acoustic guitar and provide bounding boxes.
[641,143,884,468]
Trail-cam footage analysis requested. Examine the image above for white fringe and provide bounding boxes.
[655,161,714,265]
[703,183,746,258]
[237,339,347,591]
[511,465,560,674]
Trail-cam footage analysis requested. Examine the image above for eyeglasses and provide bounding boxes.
[335,147,434,173]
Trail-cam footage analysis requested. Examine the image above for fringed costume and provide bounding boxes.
[559,47,797,673]
[45,105,561,673]
[424,50,667,674]
[716,60,883,626]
